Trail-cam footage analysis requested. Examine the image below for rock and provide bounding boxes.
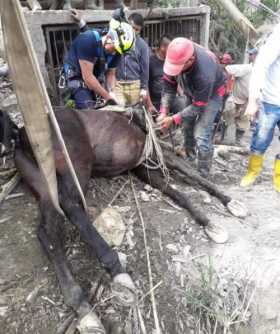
[117,252,127,270]
[0,64,8,77]
[166,244,178,253]
[199,190,212,204]
[0,94,17,112]
[91,208,126,247]
[183,245,191,258]
[139,190,150,202]
[144,184,153,192]
[0,306,8,317]
[113,206,131,213]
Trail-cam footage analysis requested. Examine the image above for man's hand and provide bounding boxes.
[245,99,259,122]
[140,89,148,103]
[71,9,86,29]
[157,115,173,130]
[147,104,158,116]
[71,9,82,22]
[105,91,118,106]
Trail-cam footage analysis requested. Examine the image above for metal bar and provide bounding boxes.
[53,31,60,66]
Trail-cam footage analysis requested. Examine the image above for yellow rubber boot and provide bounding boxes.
[240,154,264,187]
[273,155,280,192]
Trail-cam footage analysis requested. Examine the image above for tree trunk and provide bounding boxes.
[216,0,258,40]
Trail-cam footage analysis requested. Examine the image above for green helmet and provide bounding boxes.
[108,18,135,55]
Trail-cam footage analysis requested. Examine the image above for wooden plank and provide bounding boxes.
[1,0,87,212]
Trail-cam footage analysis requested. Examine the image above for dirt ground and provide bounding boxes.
[1,75,280,333]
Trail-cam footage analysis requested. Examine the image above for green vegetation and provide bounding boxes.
[185,257,254,333]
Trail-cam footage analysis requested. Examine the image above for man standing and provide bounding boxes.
[224,48,258,145]
[114,13,150,107]
[240,23,280,191]
[64,17,135,109]
[147,34,188,114]
[158,38,225,178]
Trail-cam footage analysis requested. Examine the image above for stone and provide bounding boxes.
[199,190,212,204]
[0,94,17,112]
[166,244,178,253]
[117,252,127,270]
[139,191,150,202]
[0,306,8,317]
[0,64,8,77]
[144,184,153,192]
[91,207,126,247]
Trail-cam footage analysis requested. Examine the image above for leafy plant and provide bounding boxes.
[185,257,255,333]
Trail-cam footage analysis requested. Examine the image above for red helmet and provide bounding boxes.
[220,53,233,65]
[164,37,194,76]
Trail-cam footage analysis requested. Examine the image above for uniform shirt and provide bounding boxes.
[65,29,120,81]
[249,22,280,106]
[226,64,252,105]
[116,36,150,90]
[149,52,164,109]
[161,44,225,110]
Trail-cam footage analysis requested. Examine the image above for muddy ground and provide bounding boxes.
[1,75,280,333]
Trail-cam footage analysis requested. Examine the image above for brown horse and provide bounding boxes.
[0,107,230,333]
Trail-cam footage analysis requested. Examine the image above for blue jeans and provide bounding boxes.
[251,101,280,154]
[182,95,222,153]
[72,87,96,109]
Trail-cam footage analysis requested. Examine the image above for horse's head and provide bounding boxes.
[0,110,18,157]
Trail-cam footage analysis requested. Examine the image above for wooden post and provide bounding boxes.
[1,0,87,212]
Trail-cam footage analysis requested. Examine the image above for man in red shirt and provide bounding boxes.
[158,38,225,178]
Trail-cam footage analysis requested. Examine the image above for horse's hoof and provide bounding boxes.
[204,222,229,244]
[226,199,248,218]
[111,273,137,306]
[77,311,106,334]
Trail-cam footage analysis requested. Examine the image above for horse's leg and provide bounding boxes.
[57,172,136,304]
[14,150,105,331]
[133,166,229,243]
[58,173,123,277]
[134,166,209,226]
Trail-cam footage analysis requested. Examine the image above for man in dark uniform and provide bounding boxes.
[147,34,188,114]
[158,37,225,177]
[64,17,135,109]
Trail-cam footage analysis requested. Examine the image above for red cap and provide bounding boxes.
[220,53,233,65]
[164,38,194,76]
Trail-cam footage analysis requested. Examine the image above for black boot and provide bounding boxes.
[236,129,245,146]
[185,147,196,161]
[197,150,213,178]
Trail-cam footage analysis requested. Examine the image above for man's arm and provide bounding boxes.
[246,23,280,119]
[139,41,150,91]
[226,64,252,78]
[71,9,89,32]
[160,74,178,114]
[79,60,111,100]
[249,26,280,101]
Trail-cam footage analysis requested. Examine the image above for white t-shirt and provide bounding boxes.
[226,64,252,104]
[249,22,280,106]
